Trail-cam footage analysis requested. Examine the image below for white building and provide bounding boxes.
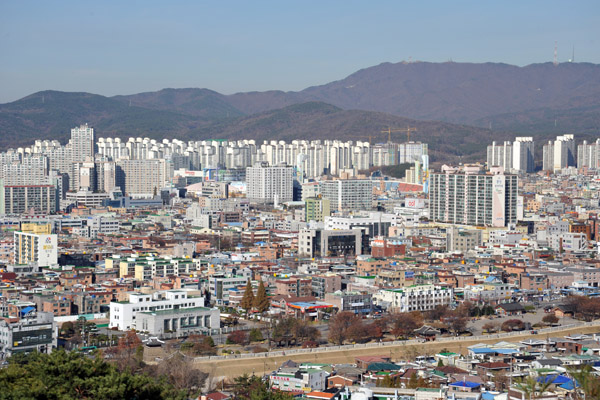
[429,165,518,228]
[487,141,513,171]
[246,162,293,203]
[373,285,453,312]
[13,231,57,267]
[320,180,373,211]
[577,139,600,169]
[512,137,535,173]
[109,290,213,333]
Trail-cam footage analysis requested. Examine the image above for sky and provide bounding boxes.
[1,0,599,103]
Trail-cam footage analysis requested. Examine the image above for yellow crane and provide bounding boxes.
[381,126,418,142]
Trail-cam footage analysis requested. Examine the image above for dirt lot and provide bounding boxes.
[188,324,600,378]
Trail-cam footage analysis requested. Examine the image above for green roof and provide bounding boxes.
[138,306,211,316]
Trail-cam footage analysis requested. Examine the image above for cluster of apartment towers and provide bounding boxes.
[487,135,600,173]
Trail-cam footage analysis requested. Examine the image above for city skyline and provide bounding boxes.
[1,0,599,102]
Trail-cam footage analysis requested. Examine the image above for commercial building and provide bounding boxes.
[298,228,367,258]
[320,180,373,212]
[429,165,518,227]
[136,306,220,337]
[0,311,56,357]
[246,162,293,203]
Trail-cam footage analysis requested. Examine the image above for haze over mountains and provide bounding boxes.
[1,61,599,163]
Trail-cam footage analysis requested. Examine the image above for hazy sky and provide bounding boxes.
[1,0,598,102]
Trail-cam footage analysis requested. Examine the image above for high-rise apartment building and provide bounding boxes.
[115,159,169,197]
[577,139,600,169]
[429,165,518,227]
[320,179,373,212]
[486,141,513,171]
[553,134,576,172]
[246,162,293,203]
[542,140,554,172]
[69,123,95,163]
[0,184,58,215]
[14,231,58,267]
[512,137,535,173]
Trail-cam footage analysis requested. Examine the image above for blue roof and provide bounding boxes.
[559,381,577,391]
[20,306,35,316]
[471,348,495,354]
[495,349,520,354]
[538,375,571,385]
[481,392,497,400]
[449,381,481,388]
[290,302,318,307]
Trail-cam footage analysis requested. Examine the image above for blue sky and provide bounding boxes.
[0,0,598,102]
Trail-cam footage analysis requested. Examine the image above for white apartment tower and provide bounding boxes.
[553,134,576,172]
[486,141,513,171]
[429,165,518,227]
[512,137,535,173]
[69,124,95,163]
[246,162,293,203]
[577,139,600,169]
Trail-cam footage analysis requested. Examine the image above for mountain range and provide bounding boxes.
[2,61,599,165]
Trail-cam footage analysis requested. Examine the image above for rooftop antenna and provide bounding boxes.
[553,41,558,66]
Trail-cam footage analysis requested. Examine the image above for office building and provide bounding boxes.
[320,179,372,211]
[429,165,518,227]
[298,228,367,258]
[512,137,535,173]
[0,311,56,357]
[246,162,293,203]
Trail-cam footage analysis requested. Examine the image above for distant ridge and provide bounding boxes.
[2,61,600,164]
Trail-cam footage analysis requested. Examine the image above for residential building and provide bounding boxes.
[0,311,56,357]
[13,231,57,267]
[429,165,518,227]
[246,162,293,203]
[305,197,331,222]
[373,285,453,312]
[320,180,372,211]
[512,137,535,173]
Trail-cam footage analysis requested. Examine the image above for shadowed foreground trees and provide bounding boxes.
[0,350,189,400]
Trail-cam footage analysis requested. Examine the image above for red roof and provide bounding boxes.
[307,392,336,399]
[204,392,230,400]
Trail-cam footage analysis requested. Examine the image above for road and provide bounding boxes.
[184,323,600,379]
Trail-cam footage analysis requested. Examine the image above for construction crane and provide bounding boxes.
[347,132,385,146]
[381,126,418,142]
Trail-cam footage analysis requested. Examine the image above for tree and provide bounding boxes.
[542,314,559,325]
[227,330,248,345]
[501,319,525,332]
[389,312,423,339]
[0,350,185,399]
[568,365,600,400]
[233,374,294,400]
[514,376,553,400]
[184,334,216,356]
[567,295,600,322]
[253,280,270,314]
[152,352,208,398]
[329,312,361,345]
[424,305,450,322]
[249,328,264,342]
[240,280,255,313]
[482,322,499,333]
[106,330,144,372]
